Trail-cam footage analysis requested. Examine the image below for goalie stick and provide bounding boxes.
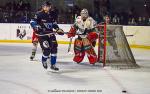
[68,37,73,52]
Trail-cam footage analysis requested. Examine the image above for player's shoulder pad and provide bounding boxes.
[89,17,97,23]
[35,11,43,18]
[87,17,95,21]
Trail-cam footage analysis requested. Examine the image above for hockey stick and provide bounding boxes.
[68,37,73,52]
[125,34,135,37]
[125,31,139,37]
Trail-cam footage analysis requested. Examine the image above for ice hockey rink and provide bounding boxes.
[0,43,150,94]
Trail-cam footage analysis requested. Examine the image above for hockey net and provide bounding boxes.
[97,24,139,69]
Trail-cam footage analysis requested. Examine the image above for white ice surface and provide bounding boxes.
[0,43,150,94]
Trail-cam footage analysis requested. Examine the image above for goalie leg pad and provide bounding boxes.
[87,50,97,64]
[73,38,85,63]
[73,52,85,63]
[82,38,97,64]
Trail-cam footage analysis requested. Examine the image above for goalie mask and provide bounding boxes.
[80,9,89,20]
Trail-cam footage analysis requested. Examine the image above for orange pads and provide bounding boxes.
[73,38,97,64]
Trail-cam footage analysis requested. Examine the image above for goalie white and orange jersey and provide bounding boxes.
[74,16,97,34]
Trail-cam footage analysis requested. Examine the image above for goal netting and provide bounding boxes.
[97,24,139,69]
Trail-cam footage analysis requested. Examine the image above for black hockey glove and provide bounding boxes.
[56,28,64,35]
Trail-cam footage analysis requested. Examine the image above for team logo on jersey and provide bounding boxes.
[43,23,53,29]
[41,19,47,22]
[43,41,49,48]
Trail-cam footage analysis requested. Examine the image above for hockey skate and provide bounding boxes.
[42,61,48,69]
[30,56,33,61]
[30,56,35,61]
[50,65,59,72]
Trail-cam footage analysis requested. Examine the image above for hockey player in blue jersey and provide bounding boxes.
[30,1,64,71]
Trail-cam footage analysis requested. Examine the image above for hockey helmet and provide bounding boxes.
[80,8,89,19]
[42,1,51,7]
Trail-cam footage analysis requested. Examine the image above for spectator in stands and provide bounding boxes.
[138,17,143,26]
[0,0,32,23]
[2,12,10,23]
[73,5,81,21]
[147,18,150,25]
[13,1,17,11]
[17,0,24,11]
[94,13,102,24]
[142,17,147,26]
[25,2,31,11]
[131,18,137,25]
[50,6,59,22]
[105,15,111,24]
[0,7,3,22]
[19,12,27,23]
[112,14,120,24]
[5,1,12,11]
[128,17,136,26]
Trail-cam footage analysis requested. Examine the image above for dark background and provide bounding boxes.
[0,0,150,25]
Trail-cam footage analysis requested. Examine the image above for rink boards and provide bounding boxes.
[0,23,149,49]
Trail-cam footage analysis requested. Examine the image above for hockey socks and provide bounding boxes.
[50,55,57,65]
[30,50,36,60]
[50,55,59,71]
